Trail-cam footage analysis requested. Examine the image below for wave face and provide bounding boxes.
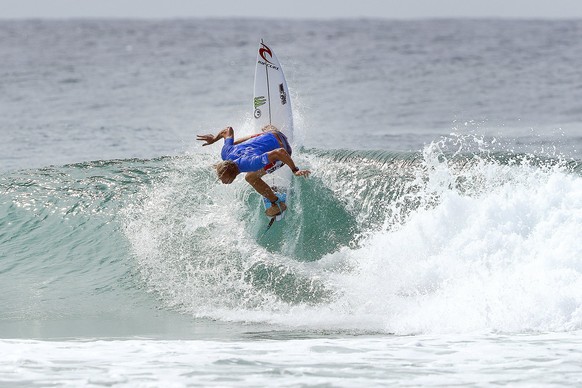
[0,159,170,329]
[2,139,582,335]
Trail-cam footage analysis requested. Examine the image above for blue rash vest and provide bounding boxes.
[221,132,282,172]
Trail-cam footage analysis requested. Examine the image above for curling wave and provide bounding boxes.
[2,140,581,334]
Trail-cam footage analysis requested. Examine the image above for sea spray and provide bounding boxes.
[122,153,332,315]
[121,136,582,334]
[320,137,582,334]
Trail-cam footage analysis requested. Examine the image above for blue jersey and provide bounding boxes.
[221,132,281,172]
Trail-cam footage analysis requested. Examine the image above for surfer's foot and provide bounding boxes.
[266,201,286,217]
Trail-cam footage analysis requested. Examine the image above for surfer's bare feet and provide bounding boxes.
[266,201,287,217]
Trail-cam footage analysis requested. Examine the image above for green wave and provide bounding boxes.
[1,148,580,323]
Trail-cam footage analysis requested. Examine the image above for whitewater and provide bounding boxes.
[2,18,582,386]
[3,137,582,385]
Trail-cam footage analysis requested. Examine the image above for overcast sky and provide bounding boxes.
[2,0,582,19]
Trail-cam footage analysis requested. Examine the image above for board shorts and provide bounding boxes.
[263,131,292,174]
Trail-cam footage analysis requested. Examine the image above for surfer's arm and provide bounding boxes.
[234,130,274,145]
[267,149,311,177]
[196,127,234,146]
[233,134,256,145]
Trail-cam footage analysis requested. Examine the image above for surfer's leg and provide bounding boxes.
[245,171,287,216]
[245,171,278,202]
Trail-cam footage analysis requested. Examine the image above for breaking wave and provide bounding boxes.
[2,137,581,334]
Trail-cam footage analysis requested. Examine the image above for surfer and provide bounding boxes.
[197,125,310,217]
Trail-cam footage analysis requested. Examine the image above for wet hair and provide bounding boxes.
[215,160,238,180]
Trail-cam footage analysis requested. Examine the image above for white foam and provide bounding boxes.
[124,137,582,335]
[309,141,582,334]
[2,333,582,386]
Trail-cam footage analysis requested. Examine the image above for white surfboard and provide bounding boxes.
[253,39,293,221]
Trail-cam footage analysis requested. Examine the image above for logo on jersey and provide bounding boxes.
[254,96,266,109]
[259,43,273,64]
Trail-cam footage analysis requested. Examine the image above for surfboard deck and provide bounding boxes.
[253,39,293,221]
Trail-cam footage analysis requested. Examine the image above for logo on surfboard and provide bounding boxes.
[254,96,265,118]
[257,42,279,70]
[278,84,287,105]
[254,96,266,109]
[259,43,274,64]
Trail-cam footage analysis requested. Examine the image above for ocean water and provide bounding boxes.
[1,19,582,386]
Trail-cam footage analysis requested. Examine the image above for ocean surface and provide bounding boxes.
[1,18,582,386]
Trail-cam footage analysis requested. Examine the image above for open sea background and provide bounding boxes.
[1,18,582,386]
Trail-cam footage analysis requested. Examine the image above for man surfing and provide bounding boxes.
[197,125,310,217]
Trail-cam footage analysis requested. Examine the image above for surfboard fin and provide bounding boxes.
[260,217,277,239]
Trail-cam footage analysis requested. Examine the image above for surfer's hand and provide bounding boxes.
[294,169,311,177]
[196,134,217,146]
